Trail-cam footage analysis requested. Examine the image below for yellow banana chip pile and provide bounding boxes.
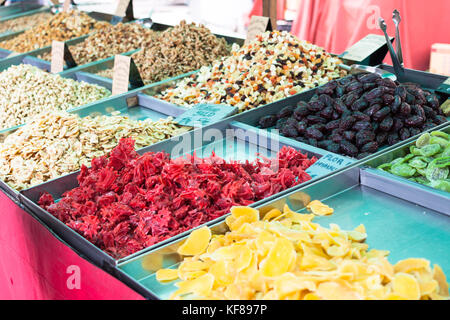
[156,203,449,300]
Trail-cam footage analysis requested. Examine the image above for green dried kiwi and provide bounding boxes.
[391,163,416,177]
[429,179,450,192]
[443,146,450,158]
[425,159,449,182]
[416,132,431,148]
[416,167,427,177]
[377,163,392,171]
[430,131,449,140]
[391,157,406,165]
[408,157,428,169]
[429,136,448,149]
[420,144,441,157]
[434,156,450,168]
[415,176,430,185]
[410,146,423,156]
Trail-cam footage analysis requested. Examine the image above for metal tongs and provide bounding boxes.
[338,64,397,80]
[378,10,405,80]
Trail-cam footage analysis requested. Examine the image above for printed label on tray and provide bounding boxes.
[246,16,272,45]
[50,40,77,74]
[62,0,71,12]
[306,153,354,179]
[340,34,392,62]
[174,104,238,127]
[50,41,65,74]
[112,54,144,95]
[115,0,131,17]
[436,77,450,95]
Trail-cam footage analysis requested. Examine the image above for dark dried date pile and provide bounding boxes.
[258,73,446,159]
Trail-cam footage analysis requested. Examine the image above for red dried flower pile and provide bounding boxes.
[38,138,317,258]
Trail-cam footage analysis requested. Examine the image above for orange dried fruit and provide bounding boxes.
[392,273,421,300]
[177,226,211,256]
[306,200,334,216]
[260,238,295,277]
[394,258,430,273]
[156,269,179,282]
[433,264,449,296]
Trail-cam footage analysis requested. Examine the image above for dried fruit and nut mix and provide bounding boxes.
[0,111,188,191]
[378,131,449,192]
[0,11,53,34]
[0,10,109,53]
[156,204,449,300]
[0,64,110,130]
[155,30,346,112]
[95,20,231,85]
[38,138,317,259]
[258,73,447,159]
[38,23,158,65]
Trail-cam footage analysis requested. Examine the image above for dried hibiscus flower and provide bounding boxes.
[39,138,317,259]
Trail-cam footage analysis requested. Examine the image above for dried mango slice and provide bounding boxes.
[209,260,234,286]
[262,208,282,221]
[227,206,260,231]
[394,258,431,273]
[177,226,211,256]
[433,264,449,296]
[156,269,179,282]
[303,293,320,300]
[173,273,214,298]
[158,203,449,300]
[317,281,363,300]
[260,238,295,277]
[392,273,421,300]
[306,200,334,216]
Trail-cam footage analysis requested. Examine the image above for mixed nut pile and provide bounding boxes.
[156,30,346,112]
[0,10,109,53]
[0,11,53,34]
[0,64,110,130]
[0,111,189,190]
[96,20,230,84]
[38,22,157,65]
[258,73,447,158]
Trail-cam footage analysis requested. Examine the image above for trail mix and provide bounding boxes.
[156,204,449,300]
[258,73,447,159]
[0,64,110,130]
[38,23,157,65]
[38,138,317,259]
[378,130,449,192]
[0,10,109,53]
[155,30,346,112]
[0,11,53,34]
[0,111,188,190]
[95,20,231,84]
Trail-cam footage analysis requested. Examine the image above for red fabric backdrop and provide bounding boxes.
[249,0,450,71]
[290,0,450,70]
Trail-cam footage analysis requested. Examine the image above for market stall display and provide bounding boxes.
[0,2,447,301]
[0,10,109,53]
[377,130,449,192]
[156,204,449,300]
[37,22,158,66]
[37,138,318,259]
[0,10,53,34]
[155,30,346,112]
[95,20,231,85]
[0,64,110,130]
[0,111,188,191]
[256,73,447,159]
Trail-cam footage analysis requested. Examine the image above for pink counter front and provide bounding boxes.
[0,191,143,300]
